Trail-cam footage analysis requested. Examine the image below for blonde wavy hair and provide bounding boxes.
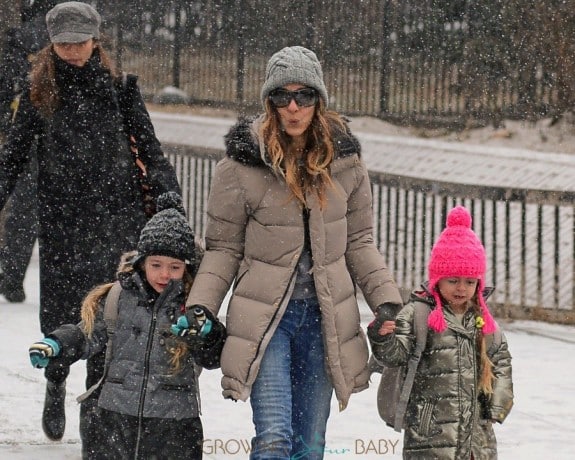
[80,251,194,374]
[260,97,346,210]
[29,41,117,117]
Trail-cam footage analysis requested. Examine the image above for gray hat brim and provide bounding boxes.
[50,31,96,44]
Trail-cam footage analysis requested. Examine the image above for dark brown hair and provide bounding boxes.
[29,41,117,117]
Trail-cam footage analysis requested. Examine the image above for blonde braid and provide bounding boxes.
[166,269,195,374]
[474,300,495,394]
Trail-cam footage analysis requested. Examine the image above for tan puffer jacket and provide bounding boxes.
[186,116,403,409]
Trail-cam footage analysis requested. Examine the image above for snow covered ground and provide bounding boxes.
[1,249,575,459]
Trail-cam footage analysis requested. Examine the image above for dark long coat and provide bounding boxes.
[0,50,180,345]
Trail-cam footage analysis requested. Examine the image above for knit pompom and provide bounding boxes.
[446,205,472,228]
[156,191,186,215]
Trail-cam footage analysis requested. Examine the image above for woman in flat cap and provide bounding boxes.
[0,2,180,456]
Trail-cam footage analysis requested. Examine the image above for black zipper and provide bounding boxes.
[134,288,170,460]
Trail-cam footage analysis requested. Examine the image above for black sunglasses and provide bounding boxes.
[268,88,318,108]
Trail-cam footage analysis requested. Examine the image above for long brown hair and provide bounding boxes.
[260,97,346,210]
[29,41,117,117]
[81,253,195,374]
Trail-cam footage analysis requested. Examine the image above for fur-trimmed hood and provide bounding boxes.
[223,115,362,168]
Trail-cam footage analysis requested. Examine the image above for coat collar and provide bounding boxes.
[223,115,361,168]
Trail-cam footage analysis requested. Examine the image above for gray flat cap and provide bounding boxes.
[46,1,101,44]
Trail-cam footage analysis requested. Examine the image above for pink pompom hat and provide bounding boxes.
[427,205,497,334]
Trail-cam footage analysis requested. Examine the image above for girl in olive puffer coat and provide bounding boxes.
[369,206,514,460]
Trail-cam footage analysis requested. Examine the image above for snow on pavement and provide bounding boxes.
[1,251,574,459]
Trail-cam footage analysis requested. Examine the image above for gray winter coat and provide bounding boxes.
[371,290,514,459]
[186,116,403,409]
[49,271,225,420]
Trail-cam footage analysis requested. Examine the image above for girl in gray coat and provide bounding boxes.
[369,206,514,459]
[28,193,226,459]
[185,46,403,460]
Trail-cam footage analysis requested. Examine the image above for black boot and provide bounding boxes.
[42,380,66,441]
[0,272,26,302]
[0,279,25,302]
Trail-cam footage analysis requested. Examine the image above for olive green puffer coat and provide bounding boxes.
[371,291,514,459]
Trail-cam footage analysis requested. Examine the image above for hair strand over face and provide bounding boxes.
[260,98,346,209]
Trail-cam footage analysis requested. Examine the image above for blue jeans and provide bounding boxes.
[250,297,333,460]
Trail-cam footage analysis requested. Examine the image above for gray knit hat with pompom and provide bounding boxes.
[260,46,328,107]
[136,192,195,263]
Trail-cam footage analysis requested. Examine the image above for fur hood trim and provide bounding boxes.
[223,115,361,168]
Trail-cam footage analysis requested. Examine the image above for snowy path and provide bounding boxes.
[1,250,574,459]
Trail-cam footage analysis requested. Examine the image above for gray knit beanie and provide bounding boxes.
[260,46,328,107]
[136,192,195,264]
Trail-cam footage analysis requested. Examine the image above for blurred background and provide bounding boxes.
[2,0,574,128]
[2,1,575,324]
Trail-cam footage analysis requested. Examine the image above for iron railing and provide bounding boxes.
[164,144,575,324]
[2,1,569,125]
[33,0,565,126]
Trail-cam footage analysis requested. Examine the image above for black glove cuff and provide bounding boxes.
[186,304,215,322]
[375,302,403,322]
[367,320,388,343]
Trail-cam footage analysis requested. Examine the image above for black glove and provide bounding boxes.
[367,302,402,343]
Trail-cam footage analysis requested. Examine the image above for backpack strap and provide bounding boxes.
[393,301,429,431]
[115,73,155,218]
[486,328,503,358]
[76,282,122,403]
[116,72,138,133]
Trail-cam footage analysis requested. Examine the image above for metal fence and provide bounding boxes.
[90,0,572,126]
[165,144,575,324]
[2,1,571,125]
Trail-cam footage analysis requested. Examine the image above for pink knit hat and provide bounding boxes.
[427,206,497,334]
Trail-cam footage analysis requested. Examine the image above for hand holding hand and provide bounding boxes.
[171,305,214,339]
[367,302,402,343]
[29,338,61,369]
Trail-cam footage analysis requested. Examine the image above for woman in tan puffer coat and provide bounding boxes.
[186,46,403,460]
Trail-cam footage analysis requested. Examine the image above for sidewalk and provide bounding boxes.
[150,111,575,193]
[2,113,574,459]
[1,248,574,459]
